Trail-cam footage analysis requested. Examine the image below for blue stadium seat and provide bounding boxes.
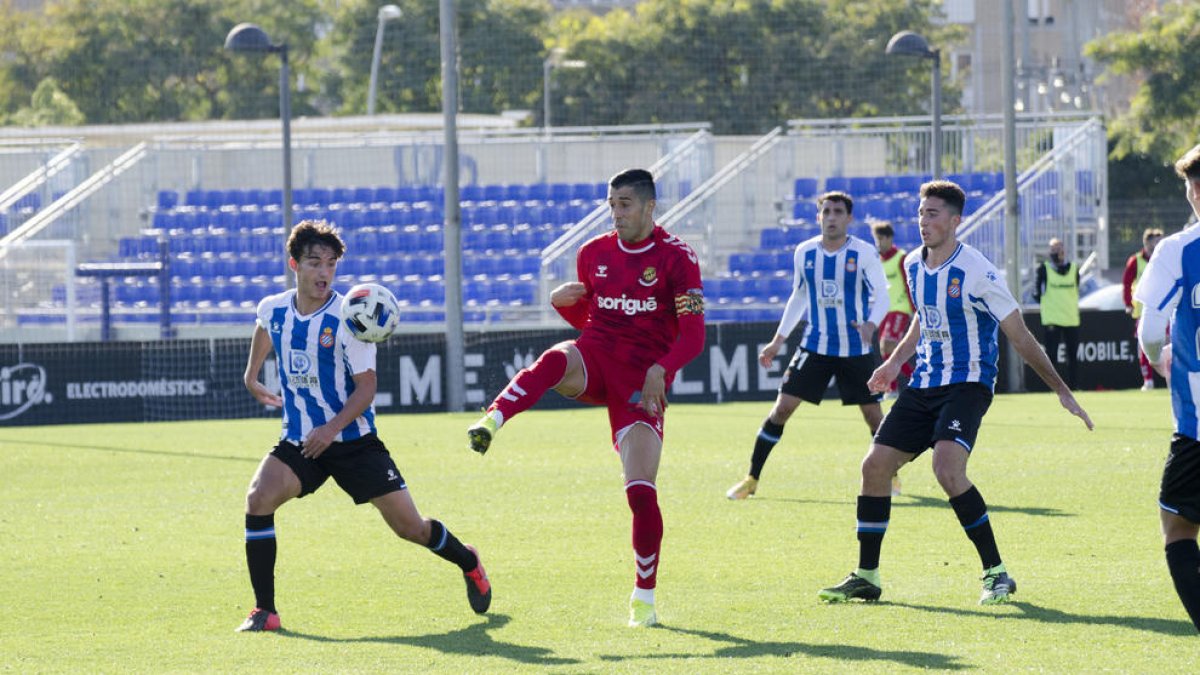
[483,226,511,251]
[395,186,418,203]
[794,177,819,199]
[792,201,812,221]
[768,275,793,298]
[243,189,266,207]
[184,189,205,207]
[549,183,572,202]
[310,188,331,207]
[157,190,179,210]
[362,186,390,205]
[526,183,549,201]
[570,183,594,201]
[225,189,247,208]
[774,250,792,271]
[848,176,873,195]
[352,187,373,205]
[895,174,923,193]
[871,176,896,194]
[728,253,753,275]
[204,190,225,211]
[760,228,785,251]
[418,226,443,251]
[504,184,529,202]
[483,184,505,202]
[460,184,484,203]
[825,176,850,192]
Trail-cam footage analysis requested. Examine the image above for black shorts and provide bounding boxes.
[271,434,406,505]
[874,383,993,456]
[779,349,881,406]
[1160,434,1200,524]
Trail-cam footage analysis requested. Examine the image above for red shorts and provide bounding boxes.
[879,311,912,344]
[571,340,670,449]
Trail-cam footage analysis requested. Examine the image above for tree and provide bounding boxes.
[548,0,965,134]
[323,0,549,116]
[1085,2,1200,160]
[9,78,85,126]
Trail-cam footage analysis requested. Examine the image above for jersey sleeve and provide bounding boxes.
[342,332,377,375]
[775,246,810,338]
[255,295,273,331]
[972,259,1020,320]
[556,242,594,329]
[654,241,706,375]
[1134,236,1184,315]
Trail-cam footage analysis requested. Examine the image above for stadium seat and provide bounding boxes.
[848,176,873,195]
[794,177,819,199]
[549,183,572,202]
[460,184,484,203]
[483,184,505,202]
[526,183,549,201]
[825,176,850,192]
[184,189,205,208]
[157,190,179,211]
[504,184,529,202]
[204,190,225,211]
[352,187,373,205]
[895,174,923,193]
[371,186,397,205]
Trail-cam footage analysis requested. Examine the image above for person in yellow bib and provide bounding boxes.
[1124,228,1164,391]
[1033,238,1080,388]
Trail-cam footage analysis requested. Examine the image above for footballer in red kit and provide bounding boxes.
[468,168,705,628]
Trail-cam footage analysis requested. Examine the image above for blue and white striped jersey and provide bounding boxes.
[256,289,377,443]
[776,235,889,357]
[1134,223,1200,439]
[905,242,1019,391]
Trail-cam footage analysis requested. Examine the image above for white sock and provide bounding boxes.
[632,587,655,605]
[489,409,505,429]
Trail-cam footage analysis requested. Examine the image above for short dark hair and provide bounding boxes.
[286,219,345,261]
[919,180,966,215]
[817,190,854,215]
[609,168,656,201]
[1175,144,1200,180]
[871,222,895,238]
[1143,227,1164,243]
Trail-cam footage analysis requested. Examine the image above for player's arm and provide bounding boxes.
[1138,308,1171,378]
[999,310,1094,430]
[551,282,590,329]
[302,368,377,459]
[760,255,808,367]
[244,325,282,408]
[1134,238,1182,372]
[866,313,920,392]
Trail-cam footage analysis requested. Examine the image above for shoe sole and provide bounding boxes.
[725,491,754,500]
[467,428,492,454]
[818,589,881,603]
[628,612,658,628]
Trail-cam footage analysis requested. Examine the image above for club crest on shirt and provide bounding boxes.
[845,256,857,273]
[319,327,334,348]
[948,277,962,298]
[639,266,658,287]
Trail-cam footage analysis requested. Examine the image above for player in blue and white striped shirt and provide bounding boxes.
[1135,144,1200,633]
[235,220,491,632]
[819,180,1092,607]
[726,191,891,501]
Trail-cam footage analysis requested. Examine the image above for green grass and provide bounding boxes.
[2,390,1198,672]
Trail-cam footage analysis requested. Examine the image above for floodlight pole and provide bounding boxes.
[441,0,466,412]
[1002,0,1024,392]
[931,48,942,180]
[368,5,403,115]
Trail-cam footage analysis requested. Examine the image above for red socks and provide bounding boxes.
[625,480,663,590]
[490,349,568,422]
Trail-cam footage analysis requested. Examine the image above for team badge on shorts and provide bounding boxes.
[319,327,335,348]
[639,266,658,287]
[948,277,962,298]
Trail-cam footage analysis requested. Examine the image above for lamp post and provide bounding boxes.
[886,30,942,179]
[225,22,294,285]
[542,47,587,134]
[367,4,403,115]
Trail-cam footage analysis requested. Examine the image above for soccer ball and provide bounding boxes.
[341,283,400,343]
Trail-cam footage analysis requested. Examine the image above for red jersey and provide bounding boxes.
[560,225,705,376]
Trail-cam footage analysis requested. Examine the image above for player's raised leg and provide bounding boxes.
[819,443,909,603]
[237,454,300,632]
[620,423,663,627]
[469,342,585,454]
[372,488,491,614]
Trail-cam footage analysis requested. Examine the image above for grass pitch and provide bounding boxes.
[1,390,1198,672]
